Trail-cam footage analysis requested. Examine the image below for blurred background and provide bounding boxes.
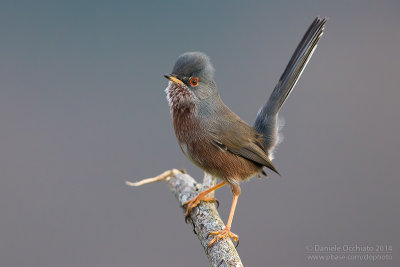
[1,0,399,266]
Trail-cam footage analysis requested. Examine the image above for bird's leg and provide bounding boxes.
[208,185,241,246]
[184,181,226,217]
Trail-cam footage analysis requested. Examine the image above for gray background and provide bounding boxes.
[1,0,399,266]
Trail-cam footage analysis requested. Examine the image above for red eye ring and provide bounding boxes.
[189,77,199,87]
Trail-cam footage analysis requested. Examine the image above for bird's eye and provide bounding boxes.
[189,77,199,87]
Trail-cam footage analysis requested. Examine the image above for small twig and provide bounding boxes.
[126,169,182,187]
[128,169,243,267]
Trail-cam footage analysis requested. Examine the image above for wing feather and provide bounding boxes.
[207,107,279,175]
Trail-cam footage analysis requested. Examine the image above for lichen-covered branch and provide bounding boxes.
[127,170,243,267]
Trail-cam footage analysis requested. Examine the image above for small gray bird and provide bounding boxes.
[164,17,326,246]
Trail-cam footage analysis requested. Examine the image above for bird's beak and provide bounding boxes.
[164,74,185,86]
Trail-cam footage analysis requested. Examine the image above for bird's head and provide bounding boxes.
[164,52,218,102]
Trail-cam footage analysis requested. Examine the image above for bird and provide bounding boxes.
[164,17,326,246]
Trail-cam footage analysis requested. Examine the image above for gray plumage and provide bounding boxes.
[254,17,327,158]
[172,52,215,80]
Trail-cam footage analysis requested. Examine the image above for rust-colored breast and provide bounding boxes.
[173,109,262,185]
[167,82,262,185]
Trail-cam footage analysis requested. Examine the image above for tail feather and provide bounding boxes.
[254,17,327,157]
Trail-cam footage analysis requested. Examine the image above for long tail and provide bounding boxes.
[254,17,327,158]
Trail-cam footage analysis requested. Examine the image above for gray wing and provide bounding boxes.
[207,107,279,175]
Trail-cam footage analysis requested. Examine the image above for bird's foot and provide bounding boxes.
[208,227,239,247]
[184,194,217,217]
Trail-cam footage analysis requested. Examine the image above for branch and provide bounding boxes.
[127,169,243,267]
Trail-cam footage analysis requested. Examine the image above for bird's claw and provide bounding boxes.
[183,195,217,217]
[214,199,220,209]
[208,228,239,247]
[184,194,219,235]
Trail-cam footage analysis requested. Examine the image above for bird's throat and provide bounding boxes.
[165,82,199,153]
[165,81,196,113]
